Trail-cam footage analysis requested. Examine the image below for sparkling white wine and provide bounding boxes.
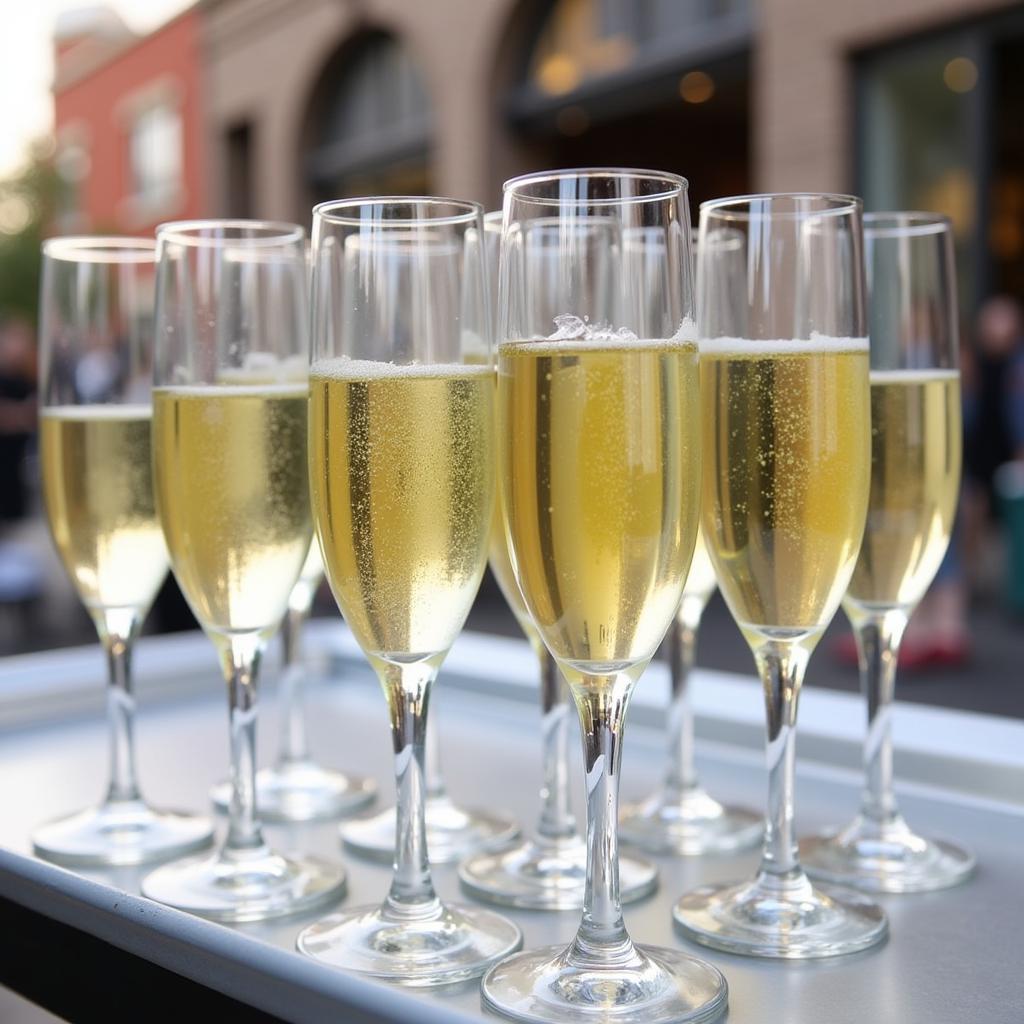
[41,405,168,614]
[310,359,494,661]
[489,485,544,655]
[299,541,325,588]
[701,338,870,643]
[499,339,699,679]
[288,538,326,613]
[153,385,311,636]
[483,359,545,654]
[845,369,961,612]
[683,529,717,607]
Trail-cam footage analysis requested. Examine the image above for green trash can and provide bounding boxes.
[995,460,1024,614]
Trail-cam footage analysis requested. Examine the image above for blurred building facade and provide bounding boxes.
[52,6,207,236]
[200,0,1022,314]
[49,0,1024,313]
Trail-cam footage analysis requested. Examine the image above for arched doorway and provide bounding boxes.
[503,0,752,213]
[303,30,433,203]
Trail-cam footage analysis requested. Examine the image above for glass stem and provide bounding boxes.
[568,670,639,965]
[381,661,441,919]
[276,604,310,766]
[664,597,704,796]
[753,640,811,890]
[424,696,445,802]
[535,648,576,842]
[96,609,143,806]
[220,634,267,854]
[853,609,909,832]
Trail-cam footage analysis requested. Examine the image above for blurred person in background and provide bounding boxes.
[965,296,1024,516]
[963,296,1024,587]
[0,315,43,628]
[0,316,36,524]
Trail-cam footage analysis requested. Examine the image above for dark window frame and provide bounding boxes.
[852,5,1024,315]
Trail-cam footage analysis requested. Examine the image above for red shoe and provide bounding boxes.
[832,633,860,667]
[895,636,937,670]
[830,631,970,671]
[896,633,970,671]
[924,635,971,669]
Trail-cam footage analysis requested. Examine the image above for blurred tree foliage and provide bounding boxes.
[0,144,62,329]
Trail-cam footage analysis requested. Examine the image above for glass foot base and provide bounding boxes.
[297,900,522,986]
[800,818,976,893]
[673,872,888,958]
[458,834,657,910]
[141,845,346,923]
[619,787,762,856]
[341,795,519,864]
[210,762,376,822]
[481,941,728,1023]
[32,800,213,867]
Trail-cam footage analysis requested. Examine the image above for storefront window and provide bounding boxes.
[528,0,750,98]
[858,16,1024,312]
[512,0,752,220]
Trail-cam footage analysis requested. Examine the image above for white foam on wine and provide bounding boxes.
[154,383,309,397]
[311,357,493,381]
[42,404,152,419]
[869,368,959,384]
[699,334,869,355]
[673,317,698,343]
[501,337,696,356]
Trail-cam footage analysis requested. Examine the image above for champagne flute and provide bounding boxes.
[800,212,973,891]
[140,220,346,921]
[209,242,376,822]
[619,229,761,856]
[460,211,658,908]
[209,540,377,821]
[481,169,728,1024]
[333,220,517,866]
[33,237,213,866]
[673,193,888,958]
[296,199,521,984]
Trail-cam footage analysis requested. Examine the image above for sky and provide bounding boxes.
[0,1,193,177]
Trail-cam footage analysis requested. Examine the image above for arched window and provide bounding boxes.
[305,31,432,200]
